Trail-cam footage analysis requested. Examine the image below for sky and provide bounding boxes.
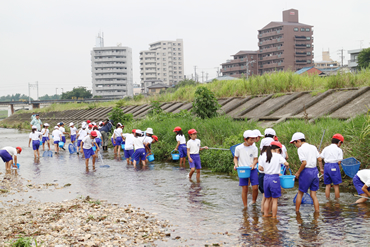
[1,0,369,98]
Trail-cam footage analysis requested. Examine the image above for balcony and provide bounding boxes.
[259,38,284,46]
[94,68,127,73]
[348,59,358,68]
[294,36,308,41]
[222,58,256,65]
[261,54,284,61]
[92,57,127,62]
[258,30,284,39]
[295,52,307,57]
[259,46,283,54]
[94,74,127,79]
[261,62,283,69]
[94,63,126,68]
[295,60,307,65]
[295,44,307,49]
[221,66,247,73]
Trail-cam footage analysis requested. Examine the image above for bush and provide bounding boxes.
[107,107,133,125]
[147,101,163,116]
[192,86,221,119]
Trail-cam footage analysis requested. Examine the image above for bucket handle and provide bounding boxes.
[171,150,179,154]
[282,166,293,175]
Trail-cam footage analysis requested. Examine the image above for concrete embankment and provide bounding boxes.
[2,87,370,128]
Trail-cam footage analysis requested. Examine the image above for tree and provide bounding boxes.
[39,94,61,100]
[191,86,220,119]
[358,47,370,69]
[61,87,92,99]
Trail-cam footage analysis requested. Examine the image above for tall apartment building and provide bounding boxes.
[91,35,133,98]
[258,9,314,74]
[220,51,258,78]
[140,39,184,94]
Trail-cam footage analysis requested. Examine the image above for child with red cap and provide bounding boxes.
[187,129,208,181]
[0,146,22,171]
[318,133,344,199]
[81,131,99,168]
[173,126,187,168]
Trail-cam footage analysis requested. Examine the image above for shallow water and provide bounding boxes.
[1,128,370,246]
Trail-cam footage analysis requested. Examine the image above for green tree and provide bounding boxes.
[358,47,370,69]
[39,94,61,100]
[191,86,220,119]
[107,107,133,125]
[61,87,92,99]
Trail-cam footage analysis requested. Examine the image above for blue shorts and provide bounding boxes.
[62,136,66,143]
[95,138,101,147]
[77,140,82,147]
[112,137,122,146]
[264,174,281,198]
[189,154,201,169]
[353,175,370,195]
[258,172,265,193]
[42,137,49,142]
[71,135,76,142]
[239,168,258,187]
[32,140,40,150]
[83,148,95,159]
[324,163,342,185]
[133,148,146,162]
[179,144,187,158]
[124,149,134,159]
[54,141,59,145]
[0,150,13,162]
[299,167,319,193]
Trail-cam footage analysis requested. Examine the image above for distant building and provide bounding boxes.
[221,51,258,78]
[258,9,314,74]
[140,39,184,93]
[147,83,169,95]
[314,51,340,72]
[91,34,133,98]
[133,84,141,96]
[295,66,324,76]
[205,75,238,83]
[348,48,366,72]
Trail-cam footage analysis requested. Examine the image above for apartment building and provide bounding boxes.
[348,48,366,72]
[140,39,184,94]
[91,44,133,98]
[221,51,258,78]
[314,51,340,71]
[258,9,314,74]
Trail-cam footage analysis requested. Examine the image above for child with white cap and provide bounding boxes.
[132,129,147,168]
[76,123,88,154]
[52,126,62,154]
[258,138,273,212]
[59,122,68,150]
[69,123,77,144]
[290,132,322,212]
[112,123,124,155]
[28,126,43,158]
[143,128,154,160]
[0,146,22,171]
[260,128,276,151]
[233,130,259,207]
[253,129,264,149]
[353,169,370,204]
[122,129,136,165]
[187,129,208,181]
[41,123,50,151]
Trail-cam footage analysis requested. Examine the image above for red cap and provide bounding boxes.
[332,134,344,142]
[173,126,182,132]
[132,129,136,133]
[274,136,279,141]
[86,120,91,123]
[152,135,158,141]
[88,124,93,128]
[270,141,282,148]
[188,129,197,135]
[90,131,97,137]
[16,147,22,153]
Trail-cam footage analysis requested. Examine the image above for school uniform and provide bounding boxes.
[122,133,135,159]
[0,147,17,162]
[176,134,187,158]
[298,143,320,193]
[77,129,88,147]
[320,144,343,185]
[259,137,274,150]
[132,136,146,162]
[187,139,202,169]
[353,170,370,195]
[112,128,123,146]
[59,126,66,143]
[41,128,49,143]
[259,153,286,198]
[82,136,96,159]
[70,127,77,142]
[95,130,102,147]
[52,129,62,144]
[235,143,258,186]
[29,131,42,150]
[143,136,153,155]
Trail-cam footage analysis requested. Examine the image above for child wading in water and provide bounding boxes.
[41,123,50,151]
[234,130,258,207]
[187,129,208,181]
[52,126,62,154]
[132,129,147,168]
[290,132,322,212]
[81,131,99,168]
[28,125,43,158]
[318,134,344,199]
[69,122,77,144]
[173,126,187,168]
[259,141,289,218]
[112,123,123,155]
[258,138,273,212]
[353,169,370,204]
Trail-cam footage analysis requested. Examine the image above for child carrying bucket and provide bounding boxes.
[112,123,124,155]
[132,129,147,168]
[41,123,50,151]
[233,130,258,207]
[318,134,344,199]
[258,138,273,212]
[122,129,135,165]
[187,129,208,181]
[353,169,370,204]
[81,131,99,168]
[69,122,77,144]
[52,126,62,154]
[28,125,43,158]
[258,141,289,218]
[76,123,88,155]
[173,126,187,168]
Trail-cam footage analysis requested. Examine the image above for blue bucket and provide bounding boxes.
[16,163,20,169]
[293,192,314,204]
[341,157,361,178]
[237,167,252,178]
[58,141,64,148]
[40,139,43,145]
[121,143,125,150]
[147,154,154,162]
[279,168,295,189]
[68,143,77,154]
[171,150,180,161]
[92,146,96,152]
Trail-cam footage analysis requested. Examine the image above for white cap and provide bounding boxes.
[264,128,276,136]
[92,122,96,126]
[69,122,74,127]
[32,125,37,129]
[82,123,87,129]
[243,130,258,138]
[146,128,153,135]
[99,121,103,126]
[117,122,123,126]
[54,126,59,129]
[44,123,49,127]
[261,138,273,147]
[135,129,142,135]
[253,129,264,137]
[290,132,305,143]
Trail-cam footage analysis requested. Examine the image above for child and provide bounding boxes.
[112,123,123,155]
[187,129,208,181]
[81,131,99,168]
[260,128,276,150]
[233,130,258,207]
[318,134,344,199]
[59,122,68,150]
[290,132,323,212]
[258,138,273,212]
[174,126,187,168]
[353,169,370,204]
[52,126,62,154]
[69,122,77,144]
[93,126,102,147]
[259,141,289,218]
[28,126,43,158]
[87,124,93,134]
[122,129,135,165]
[41,123,50,151]
[77,123,88,154]
[253,129,264,148]
[132,129,147,168]
[0,146,22,171]
[143,128,154,160]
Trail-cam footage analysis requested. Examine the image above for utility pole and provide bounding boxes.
[357,40,364,49]
[28,83,31,104]
[215,67,220,77]
[245,57,256,79]
[28,81,38,103]
[61,88,64,94]
[201,71,204,83]
[36,81,39,100]
[337,48,345,67]
[194,66,197,82]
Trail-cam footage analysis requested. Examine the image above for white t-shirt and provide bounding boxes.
[122,133,134,150]
[320,144,343,163]
[298,143,319,168]
[70,127,77,135]
[187,139,201,154]
[132,136,145,149]
[176,134,186,144]
[235,143,258,167]
[82,135,96,149]
[87,128,92,134]
[259,137,274,150]
[78,129,88,140]
[259,152,286,175]
[114,128,123,138]
[357,169,370,187]
[95,130,102,138]
[52,130,62,141]
[29,131,42,141]
[41,128,49,137]
[143,136,153,145]
[59,127,66,136]
[2,147,17,156]
[281,144,288,159]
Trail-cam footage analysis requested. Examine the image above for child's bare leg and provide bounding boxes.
[295,191,304,212]
[261,194,265,212]
[37,150,40,158]
[310,190,320,212]
[48,141,50,150]
[92,155,96,166]
[34,150,37,158]
[189,167,195,179]
[325,184,331,199]
[263,197,271,216]
[196,169,201,181]
[241,186,248,207]
[42,143,45,151]
[85,158,89,167]
[355,194,368,203]
[333,185,340,198]
[252,185,258,204]
[271,198,278,218]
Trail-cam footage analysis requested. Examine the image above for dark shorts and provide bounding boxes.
[353,175,370,195]
[264,174,281,198]
[133,148,146,162]
[324,163,342,185]
[0,150,12,162]
[54,141,59,145]
[77,140,82,147]
[112,137,122,146]
[83,148,95,159]
[95,138,101,147]
[71,135,77,142]
[189,154,201,169]
[239,168,259,186]
[179,144,187,158]
[258,172,265,193]
[124,149,134,159]
[299,167,319,193]
[32,140,40,150]
[62,136,66,143]
[42,137,49,142]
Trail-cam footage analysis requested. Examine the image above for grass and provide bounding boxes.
[8,236,39,247]
[0,110,7,119]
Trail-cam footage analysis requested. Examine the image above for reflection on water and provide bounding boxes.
[1,128,370,245]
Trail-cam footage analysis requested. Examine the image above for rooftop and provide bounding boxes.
[147,83,170,89]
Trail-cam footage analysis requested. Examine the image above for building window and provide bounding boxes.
[163,63,166,66]
[178,48,181,51]
[179,67,182,69]
[307,60,311,64]
[306,28,310,32]
[173,43,176,46]
[307,52,311,55]
[178,53,181,55]
[158,73,160,75]
[174,62,177,65]
[178,62,182,65]
[178,43,181,45]
[163,43,166,45]
[163,58,166,61]
[306,44,311,48]
[157,63,160,65]
[173,48,176,51]
[294,28,298,32]
[306,37,311,40]
[163,48,166,50]
[157,68,160,70]
[300,28,305,31]
[163,68,166,71]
